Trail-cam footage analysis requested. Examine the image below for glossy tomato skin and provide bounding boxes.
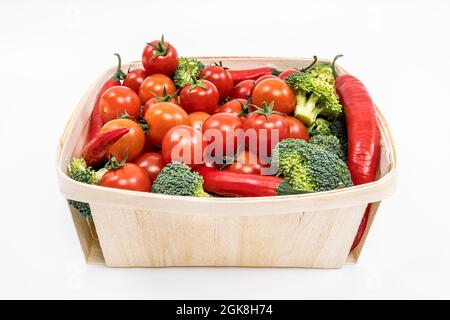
[230,80,255,100]
[279,69,299,81]
[202,113,244,160]
[98,86,141,123]
[139,74,176,104]
[123,69,147,94]
[143,96,178,115]
[199,66,233,102]
[244,113,289,158]
[134,152,167,184]
[100,163,151,192]
[162,125,206,167]
[255,74,278,85]
[100,119,145,162]
[225,150,266,175]
[179,80,219,114]
[252,78,296,114]
[188,112,210,131]
[215,99,248,116]
[143,102,190,147]
[285,116,309,141]
[142,39,178,76]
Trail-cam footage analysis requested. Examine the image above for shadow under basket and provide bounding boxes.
[57,57,397,268]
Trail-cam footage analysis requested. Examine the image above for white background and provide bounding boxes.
[0,0,449,299]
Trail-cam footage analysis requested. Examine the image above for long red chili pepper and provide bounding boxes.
[229,67,281,85]
[87,53,126,142]
[82,127,129,167]
[196,166,306,197]
[332,55,381,250]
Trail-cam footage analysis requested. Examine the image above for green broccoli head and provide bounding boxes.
[272,138,353,192]
[309,115,348,162]
[151,162,209,197]
[173,57,205,88]
[285,71,342,126]
[309,63,335,85]
[310,134,345,161]
[308,118,332,136]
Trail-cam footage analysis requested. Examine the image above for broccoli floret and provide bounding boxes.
[285,71,342,126]
[309,63,335,85]
[308,118,332,136]
[67,158,102,219]
[309,115,348,162]
[173,57,205,88]
[272,139,353,192]
[151,162,209,197]
[310,134,345,161]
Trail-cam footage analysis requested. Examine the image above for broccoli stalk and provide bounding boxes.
[271,138,353,192]
[285,71,342,126]
[151,162,209,197]
[173,57,205,88]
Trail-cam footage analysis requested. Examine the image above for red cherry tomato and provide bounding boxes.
[225,150,266,175]
[279,69,299,81]
[285,116,309,141]
[162,125,206,167]
[98,86,141,123]
[230,80,255,100]
[123,68,147,94]
[100,163,151,192]
[142,35,179,76]
[144,102,190,147]
[199,65,233,102]
[252,78,296,114]
[134,152,167,184]
[143,96,178,115]
[180,80,219,114]
[202,113,244,160]
[100,118,145,162]
[139,74,176,104]
[244,110,289,158]
[255,74,278,85]
[215,99,248,116]
[188,112,210,131]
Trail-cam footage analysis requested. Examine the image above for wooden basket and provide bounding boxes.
[56,57,397,269]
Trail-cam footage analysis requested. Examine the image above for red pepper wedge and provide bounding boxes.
[87,53,126,142]
[333,55,380,250]
[82,127,129,167]
[196,166,306,197]
[229,67,281,85]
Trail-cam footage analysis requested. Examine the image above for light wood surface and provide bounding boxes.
[56,57,398,268]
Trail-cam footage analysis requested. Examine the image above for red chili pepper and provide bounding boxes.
[229,67,281,85]
[87,53,126,142]
[332,55,380,250]
[196,166,306,197]
[82,127,129,167]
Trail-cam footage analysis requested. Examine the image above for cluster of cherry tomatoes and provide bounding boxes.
[94,36,310,192]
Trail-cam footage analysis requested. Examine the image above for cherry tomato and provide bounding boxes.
[244,110,289,158]
[139,74,177,104]
[255,74,278,85]
[100,119,145,162]
[143,102,190,147]
[279,69,299,81]
[180,80,219,114]
[188,112,210,131]
[202,113,244,160]
[252,78,296,114]
[143,96,178,115]
[225,150,266,175]
[100,163,151,192]
[162,125,206,167]
[230,80,255,100]
[216,99,247,116]
[134,152,167,184]
[285,116,309,141]
[142,35,178,76]
[98,86,141,124]
[199,65,233,102]
[123,68,147,94]
[143,134,159,152]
